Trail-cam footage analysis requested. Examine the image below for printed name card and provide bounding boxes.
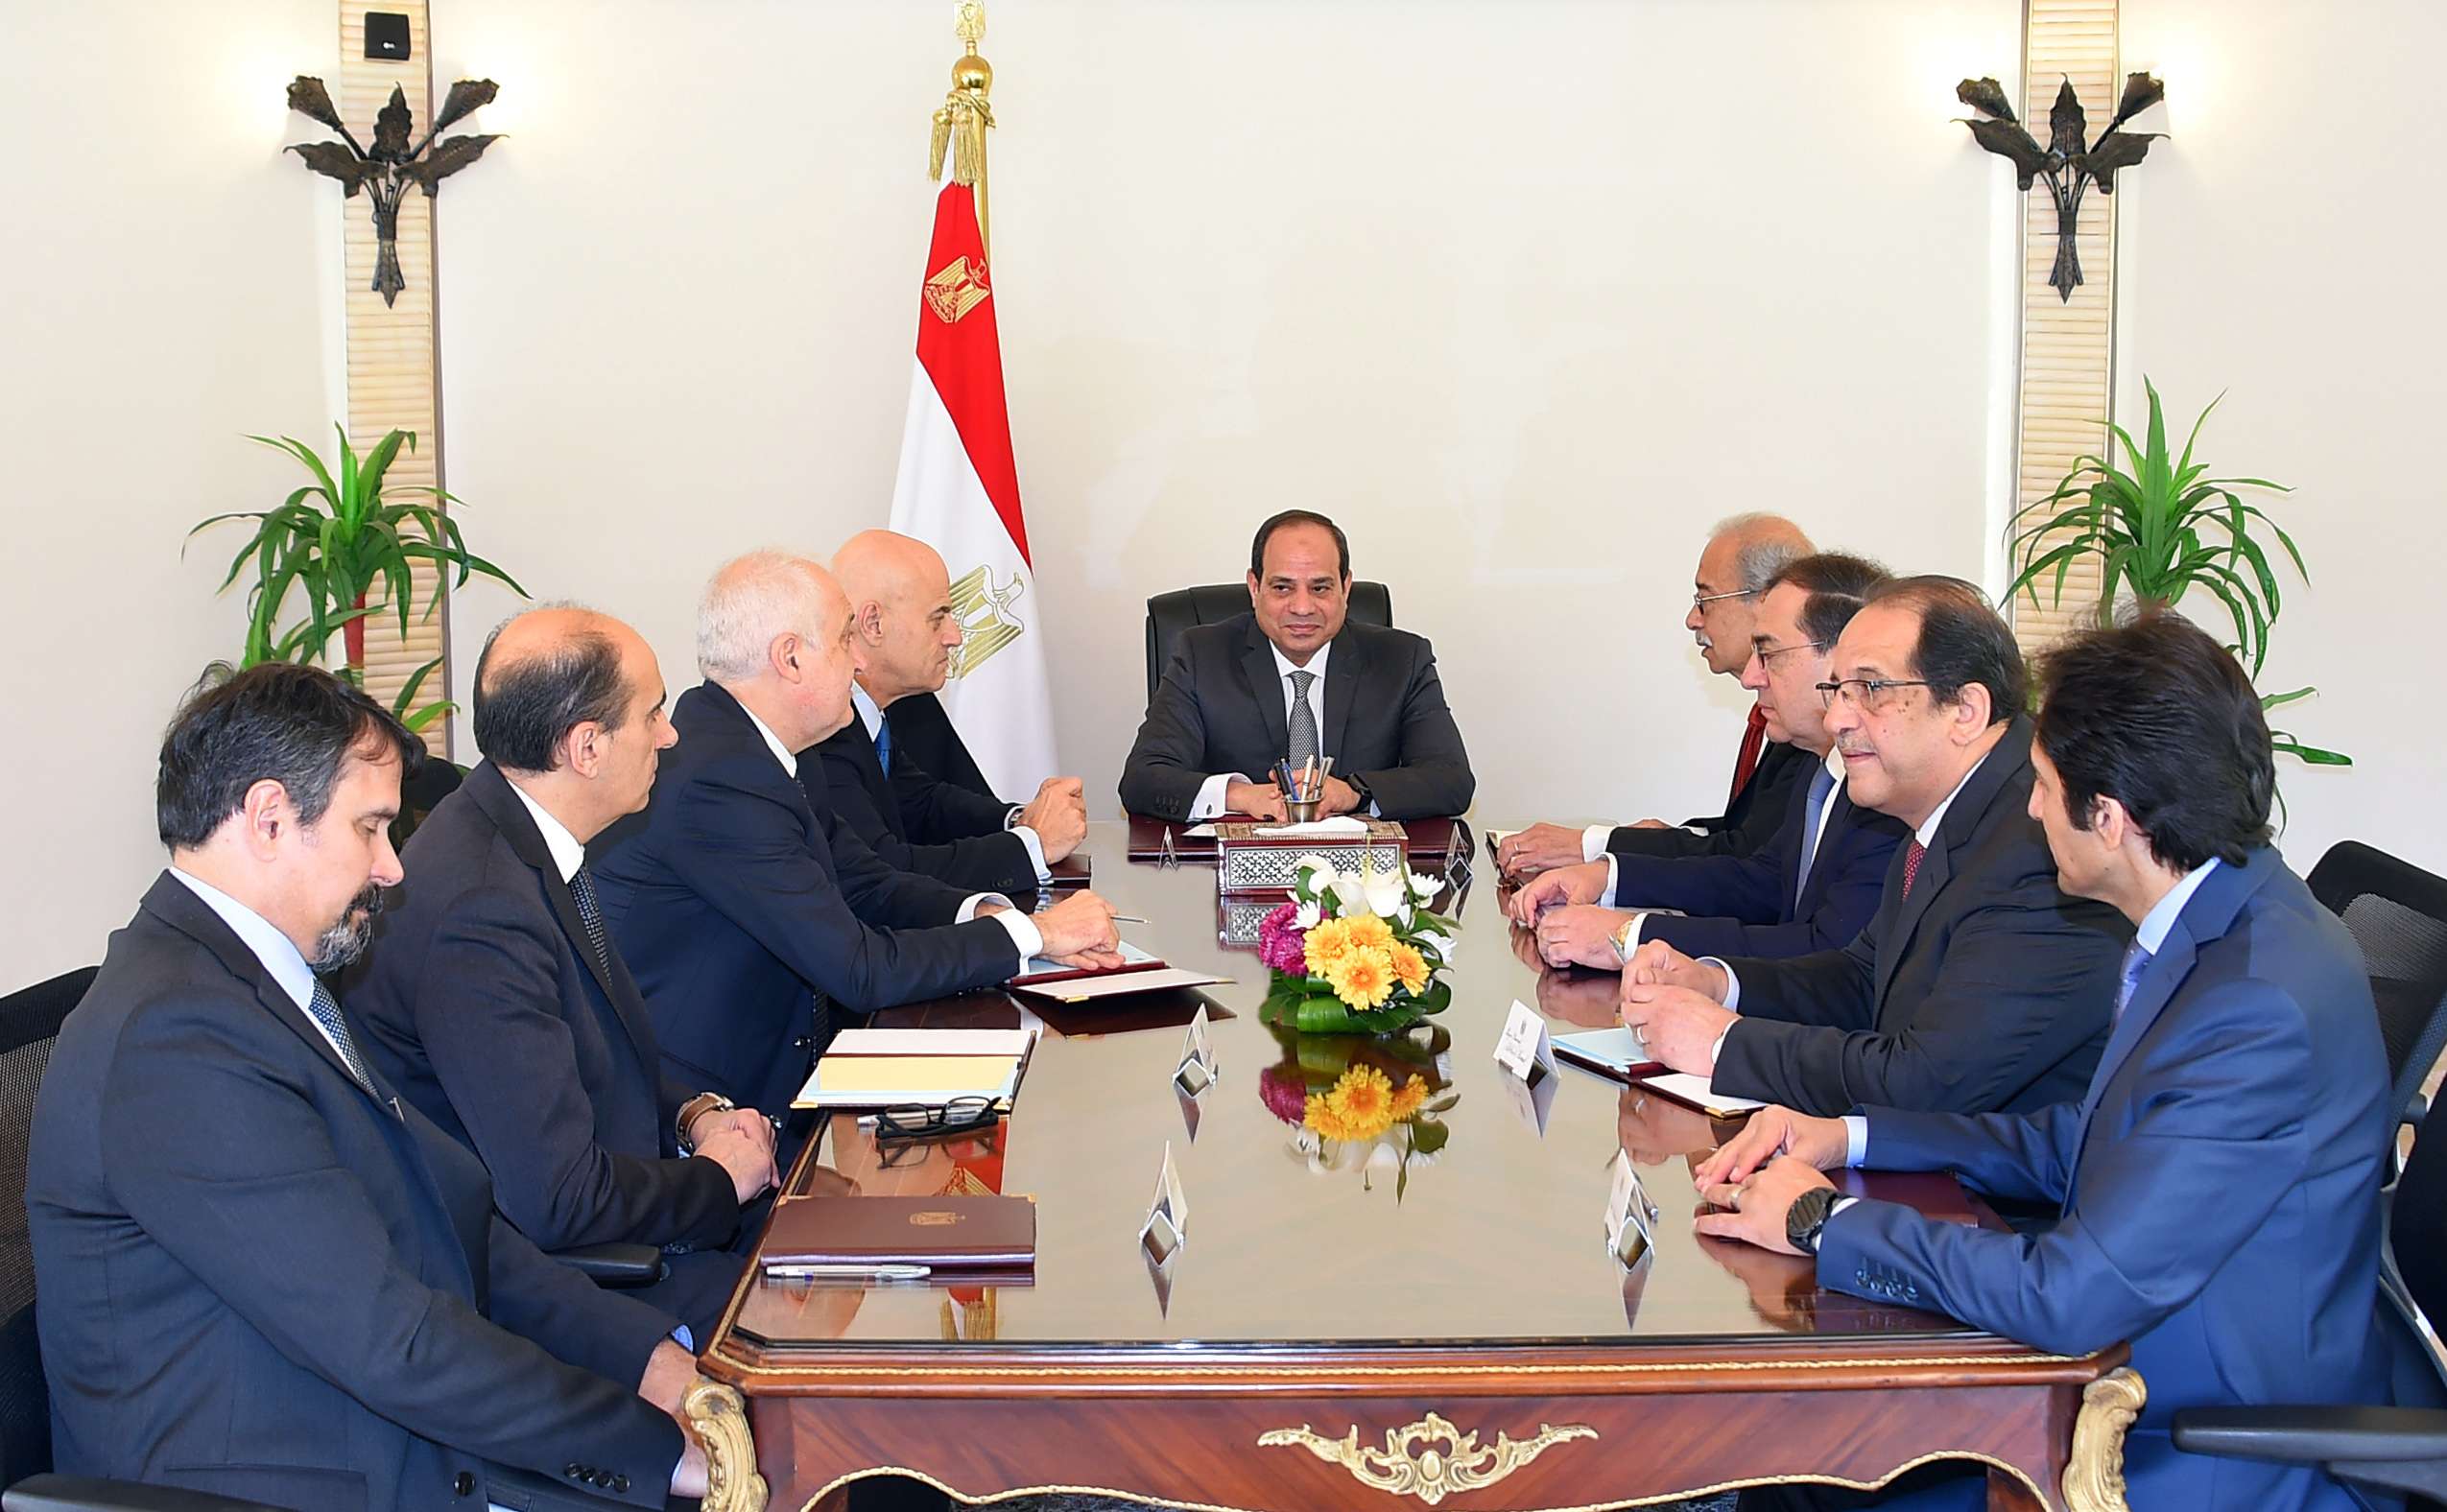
[1138,1141,1189,1266]
[1493,999,1556,1084]
[1604,1148,1661,1270]
[1173,1004,1218,1097]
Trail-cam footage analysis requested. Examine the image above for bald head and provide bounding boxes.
[832,530,962,704]
[473,603,674,834]
[698,550,860,748]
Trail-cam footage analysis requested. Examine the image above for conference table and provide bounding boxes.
[691,820,2139,1512]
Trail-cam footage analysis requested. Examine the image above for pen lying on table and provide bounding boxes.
[763,1263,933,1281]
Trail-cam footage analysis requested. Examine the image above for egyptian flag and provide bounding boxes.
[886,177,1058,798]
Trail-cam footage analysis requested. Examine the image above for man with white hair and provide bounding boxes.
[591,551,1122,1120]
[1498,512,1815,876]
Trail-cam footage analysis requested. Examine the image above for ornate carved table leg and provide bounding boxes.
[686,1380,772,1512]
[2059,1367,2146,1512]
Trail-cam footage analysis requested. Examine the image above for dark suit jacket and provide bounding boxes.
[1609,758,1908,959]
[589,681,1022,1116]
[1604,733,1810,862]
[1824,848,2393,1511]
[348,760,739,1259]
[1710,718,2127,1117]
[801,711,1037,895]
[27,875,681,1512]
[1118,615,1475,821]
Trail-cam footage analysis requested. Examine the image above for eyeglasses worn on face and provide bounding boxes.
[1816,677,1935,712]
[1753,640,1824,668]
[1691,587,1749,609]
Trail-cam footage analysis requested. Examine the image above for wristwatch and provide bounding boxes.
[675,1092,736,1155]
[1786,1185,1841,1256]
[1608,915,1643,966]
[1344,773,1375,811]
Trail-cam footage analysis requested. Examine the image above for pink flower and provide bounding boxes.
[1258,1064,1309,1124]
[1255,902,1309,974]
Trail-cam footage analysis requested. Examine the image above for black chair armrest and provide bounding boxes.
[3,1475,294,1512]
[548,1241,665,1286]
[2173,1406,2447,1499]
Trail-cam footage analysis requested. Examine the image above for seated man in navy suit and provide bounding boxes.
[1691,613,2394,1512]
[1504,553,1906,961]
[351,606,777,1340]
[802,529,1087,895]
[1119,509,1475,822]
[28,663,706,1508]
[593,551,1122,1118]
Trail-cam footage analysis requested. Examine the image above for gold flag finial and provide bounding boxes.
[928,1,995,258]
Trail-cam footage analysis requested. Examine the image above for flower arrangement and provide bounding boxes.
[1255,855,1458,1035]
[1258,1028,1458,1199]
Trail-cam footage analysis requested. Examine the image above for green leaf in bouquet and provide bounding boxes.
[1407,979,1453,1015]
[1423,1095,1460,1114]
[1410,1120,1451,1157]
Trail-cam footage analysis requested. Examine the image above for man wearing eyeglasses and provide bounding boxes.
[1504,553,1908,964]
[1616,577,2127,1120]
[1497,513,1814,878]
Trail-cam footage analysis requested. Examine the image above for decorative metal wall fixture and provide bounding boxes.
[1958,72,2163,301]
[285,75,501,305]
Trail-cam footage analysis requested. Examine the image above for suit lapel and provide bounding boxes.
[1795,780,1849,917]
[1241,625,1291,759]
[1319,631,1361,761]
[463,761,663,1077]
[1869,721,2032,1011]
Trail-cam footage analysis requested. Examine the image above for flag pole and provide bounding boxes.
[928,1,995,262]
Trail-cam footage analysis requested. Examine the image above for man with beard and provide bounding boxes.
[27,663,707,1510]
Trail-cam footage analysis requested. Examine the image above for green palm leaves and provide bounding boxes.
[187,427,526,732]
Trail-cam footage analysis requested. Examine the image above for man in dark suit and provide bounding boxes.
[1619,578,2126,1118]
[1506,554,1907,962]
[1118,509,1474,821]
[1692,613,2394,1512]
[803,529,1087,895]
[28,663,705,1509]
[350,608,777,1340]
[593,552,1121,1117]
[1497,512,1815,876]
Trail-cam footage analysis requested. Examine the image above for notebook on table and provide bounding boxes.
[761,1194,1036,1270]
[1008,941,1230,1004]
[791,1028,1033,1110]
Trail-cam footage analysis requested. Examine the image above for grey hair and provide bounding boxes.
[697,550,826,683]
[1710,511,1813,598]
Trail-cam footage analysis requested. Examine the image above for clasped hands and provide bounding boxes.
[982,889,1126,971]
[1615,940,1738,1080]
[1688,1105,1845,1257]
[681,1105,777,1205]
[1013,776,1088,862]
[1222,775,1365,823]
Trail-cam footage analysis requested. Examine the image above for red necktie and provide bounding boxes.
[1900,839,1927,898]
[1727,704,1769,808]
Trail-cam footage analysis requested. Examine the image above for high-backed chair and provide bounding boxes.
[0,966,284,1510]
[2307,841,2447,1144]
[1142,582,1393,705]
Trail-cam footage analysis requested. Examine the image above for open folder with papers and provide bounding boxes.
[791,1028,1033,1110]
[1007,940,1229,1004]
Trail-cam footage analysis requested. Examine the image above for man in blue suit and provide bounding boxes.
[592,551,1122,1118]
[1690,612,2393,1512]
[1505,553,1906,962]
[28,664,706,1509]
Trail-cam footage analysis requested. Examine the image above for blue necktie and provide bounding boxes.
[874,714,893,775]
[2114,941,2154,1021]
[1793,762,1838,900]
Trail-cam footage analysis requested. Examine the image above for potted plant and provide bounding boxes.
[188,426,526,733]
[2007,379,2347,768]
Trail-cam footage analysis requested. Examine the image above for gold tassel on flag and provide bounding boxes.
[928,1,996,260]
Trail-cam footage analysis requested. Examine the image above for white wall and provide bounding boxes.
[2116,0,2441,873]
[429,0,2018,824]
[0,1,341,985]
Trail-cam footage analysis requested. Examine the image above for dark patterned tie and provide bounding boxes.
[1727,704,1769,807]
[1287,670,1319,768]
[567,864,614,981]
[306,979,377,1095]
[1900,839,1928,899]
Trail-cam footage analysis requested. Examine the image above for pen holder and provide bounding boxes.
[1274,757,1331,824]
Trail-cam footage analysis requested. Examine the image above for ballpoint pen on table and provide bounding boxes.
[763,1263,932,1281]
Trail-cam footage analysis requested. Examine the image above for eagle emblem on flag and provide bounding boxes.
[946,565,1027,679]
[923,256,993,324]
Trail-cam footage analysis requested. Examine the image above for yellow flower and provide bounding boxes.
[1307,1066,1398,1141]
[1389,942,1430,994]
[1327,946,1396,1009]
[1344,914,1393,950]
[1306,1094,1388,1143]
[1303,918,1356,975]
[1389,1075,1429,1119]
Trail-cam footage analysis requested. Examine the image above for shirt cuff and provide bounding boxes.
[1009,824,1054,884]
[1841,1115,1869,1168]
[1581,824,1610,862]
[1827,1195,1862,1225]
[1702,957,1741,1011]
[671,1325,694,1352]
[1708,1021,1732,1072]
[972,900,1045,961]
[1603,853,1621,908]
[1189,772,1242,820]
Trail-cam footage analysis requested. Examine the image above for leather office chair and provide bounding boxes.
[2307,841,2447,1147]
[0,966,283,1511]
[2171,1106,2447,1500]
[1142,581,1393,705]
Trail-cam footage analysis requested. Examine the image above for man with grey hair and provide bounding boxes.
[591,551,1122,1120]
[1498,512,1815,877]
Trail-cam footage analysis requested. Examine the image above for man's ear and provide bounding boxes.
[1246,571,1263,608]
[2090,793,2133,853]
[852,601,885,644]
[563,721,605,779]
[238,778,294,859]
[770,632,803,682]
[1949,682,1995,744]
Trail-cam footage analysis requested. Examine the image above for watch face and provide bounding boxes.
[1787,1188,1836,1250]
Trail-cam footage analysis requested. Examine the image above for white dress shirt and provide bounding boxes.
[506,782,586,884]
[1604,748,1847,948]
[739,701,1041,960]
[167,867,332,1048]
[1190,639,1375,819]
[852,683,1050,882]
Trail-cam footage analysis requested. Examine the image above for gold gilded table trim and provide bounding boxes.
[1257,1411,1597,1504]
[711,1347,2088,1382]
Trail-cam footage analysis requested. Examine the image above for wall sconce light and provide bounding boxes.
[285,75,502,306]
[1958,72,2163,301]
